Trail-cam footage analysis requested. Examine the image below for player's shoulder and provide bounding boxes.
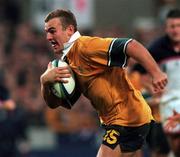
[74,36,112,53]
[78,36,113,44]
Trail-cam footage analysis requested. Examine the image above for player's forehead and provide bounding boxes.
[166,18,180,25]
[44,18,61,31]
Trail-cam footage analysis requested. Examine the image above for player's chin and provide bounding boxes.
[53,48,63,55]
[171,36,180,42]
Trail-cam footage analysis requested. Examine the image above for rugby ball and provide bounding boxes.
[51,59,75,98]
[51,59,80,109]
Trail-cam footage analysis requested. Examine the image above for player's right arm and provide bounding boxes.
[40,62,71,108]
[126,40,168,93]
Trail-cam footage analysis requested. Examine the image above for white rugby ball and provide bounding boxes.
[51,59,75,99]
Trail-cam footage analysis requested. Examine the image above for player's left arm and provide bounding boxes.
[126,39,168,93]
[40,82,64,109]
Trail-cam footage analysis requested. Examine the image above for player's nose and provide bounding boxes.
[46,33,53,41]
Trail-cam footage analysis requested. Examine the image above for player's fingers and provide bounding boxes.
[153,85,163,94]
[57,66,69,70]
[153,82,161,91]
[48,62,53,69]
[159,82,166,90]
[56,73,71,78]
[162,78,168,87]
[59,69,70,74]
[56,68,71,74]
[60,79,69,83]
[55,77,69,83]
[153,78,167,90]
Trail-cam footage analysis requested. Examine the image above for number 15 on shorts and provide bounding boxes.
[103,129,120,149]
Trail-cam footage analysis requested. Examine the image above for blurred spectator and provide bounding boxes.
[0,0,21,25]
[154,0,177,24]
[0,72,29,157]
[133,8,180,157]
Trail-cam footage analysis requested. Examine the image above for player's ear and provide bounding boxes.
[67,25,75,35]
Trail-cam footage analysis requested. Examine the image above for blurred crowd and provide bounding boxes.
[0,0,179,157]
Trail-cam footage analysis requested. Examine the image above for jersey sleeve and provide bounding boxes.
[108,38,132,67]
[84,37,132,67]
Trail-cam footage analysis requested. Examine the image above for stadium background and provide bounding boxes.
[0,0,180,157]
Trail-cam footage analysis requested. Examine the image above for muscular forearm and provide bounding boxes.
[126,40,161,76]
[126,40,168,92]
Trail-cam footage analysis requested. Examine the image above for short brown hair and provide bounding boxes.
[166,8,180,19]
[45,9,77,31]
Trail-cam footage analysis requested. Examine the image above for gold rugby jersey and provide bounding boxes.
[66,36,153,127]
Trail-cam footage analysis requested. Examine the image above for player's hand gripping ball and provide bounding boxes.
[51,59,76,99]
[50,59,81,109]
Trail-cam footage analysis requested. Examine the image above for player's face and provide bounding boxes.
[166,18,180,43]
[45,18,70,54]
